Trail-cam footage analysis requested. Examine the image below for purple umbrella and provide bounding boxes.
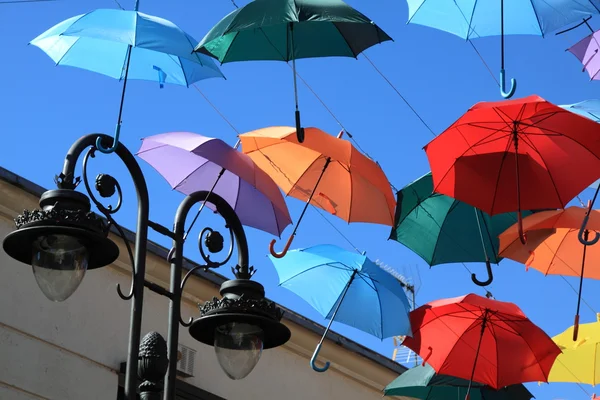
[137,131,292,237]
[568,25,600,80]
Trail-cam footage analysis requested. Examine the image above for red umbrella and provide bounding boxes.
[424,95,600,253]
[402,294,561,400]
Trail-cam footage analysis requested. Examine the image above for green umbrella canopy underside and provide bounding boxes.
[195,0,392,62]
[384,364,534,400]
[389,172,535,266]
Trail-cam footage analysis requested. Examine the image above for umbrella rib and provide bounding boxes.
[136,142,168,155]
[478,210,499,262]
[368,276,385,338]
[488,135,513,215]
[278,262,353,286]
[488,318,501,387]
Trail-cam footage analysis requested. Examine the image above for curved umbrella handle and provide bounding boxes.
[517,211,527,245]
[421,346,433,366]
[295,110,305,143]
[310,343,330,372]
[471,258,494,287]
[579,212,600,246]
[269,234,295,258]
[96,124,121,154]
[500,69,517,99]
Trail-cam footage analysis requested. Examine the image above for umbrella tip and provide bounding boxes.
[337,130,344,139]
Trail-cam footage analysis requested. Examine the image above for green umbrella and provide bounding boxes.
[194,0,391,143]
[389,172,536,286]
[384,364,534,400]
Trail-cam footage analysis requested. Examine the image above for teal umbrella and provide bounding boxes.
[389,172,535,286]
[194,0,391,143]
[384,364,534,400]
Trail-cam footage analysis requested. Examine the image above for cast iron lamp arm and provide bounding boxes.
[55,133,150,400]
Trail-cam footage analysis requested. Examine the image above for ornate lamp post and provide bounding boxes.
[2,134,291,400]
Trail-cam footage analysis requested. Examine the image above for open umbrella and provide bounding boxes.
[137,131,292,237]
[498,206,600,340]
[239,126,396,258]
[268,244,412,372]
[425,94,600,247]
[547,314,600,385]
[384,363,534,400]
[402,294,561,400]
[567,24,600,82]
[31,6,224,154]
[194,0,391,142]
[406,0,600,98]
[390,172,536,286]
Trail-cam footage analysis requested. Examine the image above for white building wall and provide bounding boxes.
[0,218,391,400]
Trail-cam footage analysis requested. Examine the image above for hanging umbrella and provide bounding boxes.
[567,25,600,81]
[424,94,600,247]
[137,131,292,237]
[498,206,600,340]
[384,363,534,400]
[406,0,600,98]
[31,7,224,154]
[239,126,396,258]
[547,314,600,385]
[268,244,412,372]
[560,99,600,122]
[390,171,537,286]
[402,294,561,400]
[194,0,392,143]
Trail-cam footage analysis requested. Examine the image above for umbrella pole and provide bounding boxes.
[465,312,488,400]
[96,44,133,154]
[574,230,589,341]
[472,209,494,286]
[311,269,358,372]
[513,129,527,244]
[499,0,517,99]
[289,22,305,143]
[270,157,332,258]
[182,167,226,241]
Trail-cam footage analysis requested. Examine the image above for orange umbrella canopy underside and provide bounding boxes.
[239,126,396,226]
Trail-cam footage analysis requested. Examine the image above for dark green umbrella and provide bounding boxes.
[384,364,534,400]
[194,0,392,143]
[389,172,535,286]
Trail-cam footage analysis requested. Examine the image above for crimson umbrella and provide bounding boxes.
[424,95,600,279]
[402,294,561,400]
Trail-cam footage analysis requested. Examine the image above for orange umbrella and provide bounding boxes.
[498,206,600,340]
[239,126,395,257]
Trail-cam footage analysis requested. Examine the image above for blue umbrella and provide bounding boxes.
[268,244,412,372]
[30,6,224,153]
[406,0,600,98]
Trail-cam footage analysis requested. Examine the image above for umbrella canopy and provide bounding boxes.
[560,99,600,122]
[406,0,600,39]
[269,244,411,338]
[269,244,411,371]
[498,206,600,278]
[402,294,561,392]
[390,171,535,266]
[548,314,600,385]
[137,132,292,237]
[31,9,224,86]
[384,363,534,400]
[240,126,395,257]
[195,0,391,62]
[568,30,600,81]
[425,95,600,242]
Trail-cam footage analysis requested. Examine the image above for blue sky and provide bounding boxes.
[2,0,600,398]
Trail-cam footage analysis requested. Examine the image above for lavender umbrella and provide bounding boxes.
[568,28,600,80]
[137,132,292,237]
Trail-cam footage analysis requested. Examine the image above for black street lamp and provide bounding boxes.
[2,134,291,400]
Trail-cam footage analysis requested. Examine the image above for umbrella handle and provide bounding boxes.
[579,212,600,246]
[421,346,433,366]
[269,234,295,258]
[471,258,494,287]
[96,124,121,154]
[500,69,517,99]
[310,343,330,372]
[573,315,580,341]
[295,110,305,143]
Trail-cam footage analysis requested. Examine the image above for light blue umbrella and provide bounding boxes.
[30,6,224,153]
[268,244,412,372]
[406,0,600,98]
